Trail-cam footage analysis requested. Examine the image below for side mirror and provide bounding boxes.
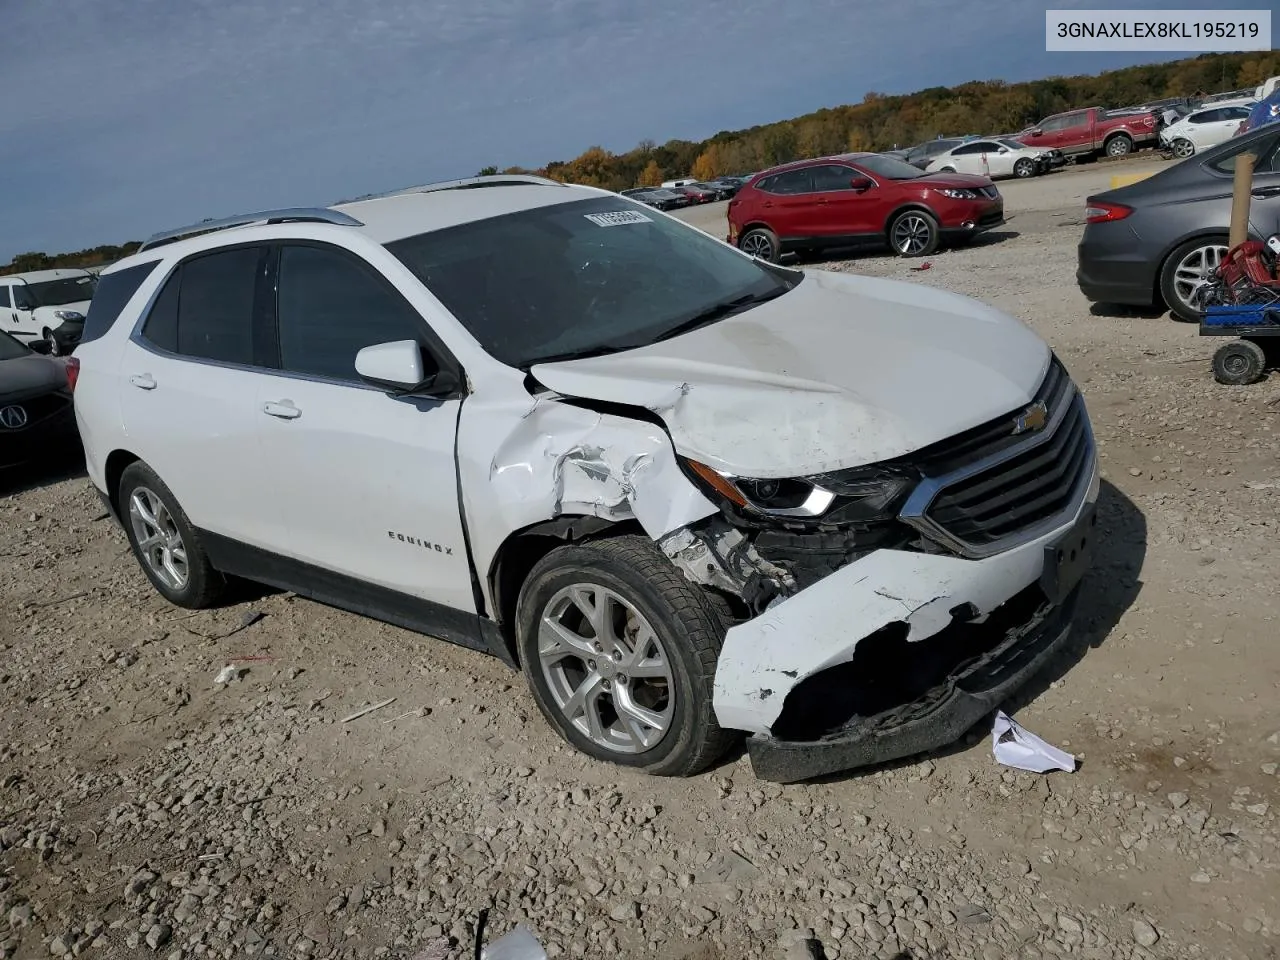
[13,297,34,312]
[849,177,873,192]
[355,340,457,398]
[28,339,53,355]
[1030,129,1043,137]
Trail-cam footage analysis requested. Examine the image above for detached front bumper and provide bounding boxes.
[713,454,1099,783]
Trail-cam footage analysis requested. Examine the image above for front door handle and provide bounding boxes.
[129,374,156,390]
[263,400,301,420]
[1250,185,1280,199]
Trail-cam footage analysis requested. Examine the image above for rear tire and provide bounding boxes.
[1212,340,1266,386]
[888,209,940,257]
[739,228,779,262]
[1160,236,1229,323]
[118,462,226,609]
[515,535,737,777]
[1105,134,1133,158]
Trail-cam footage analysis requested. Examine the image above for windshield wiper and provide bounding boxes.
[652,287,789,343]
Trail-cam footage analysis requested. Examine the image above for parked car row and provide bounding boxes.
[623,176,751,210]
[0,330,80,476]
[886,135,1064,179]
[1,269,97,356]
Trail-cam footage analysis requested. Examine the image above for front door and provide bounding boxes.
[806,163,879,239]
[252,242,478,617]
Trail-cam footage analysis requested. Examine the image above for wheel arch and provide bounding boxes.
[103,449,143,520]
[488,516,643,664]
[1153,229,1231,305]
[1103,131,1134,151]
[882,202,938,236]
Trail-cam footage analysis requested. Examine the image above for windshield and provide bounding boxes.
[387,196,799,368]
[24,275,96,307]
[0,331,30,361]
[851,154,926,180]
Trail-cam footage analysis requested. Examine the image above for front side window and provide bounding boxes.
[140,247,263,365]
[387,196,798,368]
[1207,132,1280,176]
[275,244,432,382]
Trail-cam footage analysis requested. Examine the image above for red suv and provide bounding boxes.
[726,153,1004,260]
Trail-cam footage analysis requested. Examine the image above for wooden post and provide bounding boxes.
[1229,152,1255,248]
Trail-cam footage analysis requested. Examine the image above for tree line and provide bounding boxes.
[7,52,1278,272]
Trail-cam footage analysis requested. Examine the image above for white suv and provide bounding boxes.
[74,175,1099,783]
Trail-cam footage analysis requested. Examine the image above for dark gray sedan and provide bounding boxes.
[0,331,79,474]
[1077,124,1280,322]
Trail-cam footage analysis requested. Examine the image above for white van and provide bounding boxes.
[661,178,696,188]
[0,269,97,355]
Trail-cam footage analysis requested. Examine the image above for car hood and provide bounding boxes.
[0,354,67,400]
[31,301,91,324]
[530,270,1049,477]
[913,172,995,189]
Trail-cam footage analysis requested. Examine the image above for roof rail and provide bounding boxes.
[137,207,364,253]
[388,174,566,197]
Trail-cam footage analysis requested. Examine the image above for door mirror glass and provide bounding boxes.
[849,176,873,192]
[355,340,455,397]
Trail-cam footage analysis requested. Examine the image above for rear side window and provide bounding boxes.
[0,286,10,309]
[275,244,430,382]
[80,261,159,345]
[763,170,813,194]
[138,247,264,365]
[1207,132,1280,176]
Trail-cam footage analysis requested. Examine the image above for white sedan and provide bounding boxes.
[1160,103,1254,158]
[924,138,1045,179]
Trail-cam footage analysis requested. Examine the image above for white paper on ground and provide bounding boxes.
[992,710,1076,773]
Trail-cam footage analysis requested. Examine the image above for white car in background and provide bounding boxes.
[924,138,1046,180]
[1160,103,1255,158]
[0,269,97,355]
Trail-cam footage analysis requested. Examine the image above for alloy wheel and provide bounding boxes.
[1172,243,1228,313]
[893,215,932,255]
[537,583,674,754]
[128,487,190,591]
[740,233,773,259]
[1172,139,1195,159]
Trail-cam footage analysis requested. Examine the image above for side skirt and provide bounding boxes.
[200,530,513,666]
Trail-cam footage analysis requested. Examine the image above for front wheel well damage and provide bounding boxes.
[488,517,641,664]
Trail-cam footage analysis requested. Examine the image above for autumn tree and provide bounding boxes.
[690,143,729,181]
[475,166,498,176]
[638,160,663,187]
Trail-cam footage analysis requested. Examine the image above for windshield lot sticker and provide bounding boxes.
[585,210,652,227]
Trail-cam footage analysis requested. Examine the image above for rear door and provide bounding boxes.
[1056,111,1092,152]
[117,245,281,548]
[1244,134,1280,236]
[945,141,992,176]
[755,169,816,239]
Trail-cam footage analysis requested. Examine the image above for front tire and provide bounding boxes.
[1014,158,1035,178]
[1212,340,1266,385]
[888,209,940,257]
[515,536,736,777]
[118,462,226,608]
[1160,236,1229,323]
[42,329,61,357]
[1172,138,1195,159]
[739,228,779,262]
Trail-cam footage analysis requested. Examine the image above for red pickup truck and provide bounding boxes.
[1016,106,1158,160]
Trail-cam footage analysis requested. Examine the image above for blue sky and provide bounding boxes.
[0,0,1247,260]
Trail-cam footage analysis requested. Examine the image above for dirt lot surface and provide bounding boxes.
[3,157,1279,960]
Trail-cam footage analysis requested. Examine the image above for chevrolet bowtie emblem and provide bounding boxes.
[1012,401,1048,436]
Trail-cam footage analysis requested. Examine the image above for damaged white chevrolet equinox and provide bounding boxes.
[74,175,1099,783]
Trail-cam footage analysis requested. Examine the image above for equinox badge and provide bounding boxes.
[1011,401,1048,436]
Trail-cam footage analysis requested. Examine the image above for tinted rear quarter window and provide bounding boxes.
[0,286,9,309]
[80,261,159,344]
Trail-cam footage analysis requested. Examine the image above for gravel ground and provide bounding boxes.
[2,158,1278,960]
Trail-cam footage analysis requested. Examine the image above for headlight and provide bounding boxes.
[937,188,979,200]
[684,459,913,523]
[53,310,84,321]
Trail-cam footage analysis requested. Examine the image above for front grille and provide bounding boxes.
[903,357,1095,554]
[980,186,999,199]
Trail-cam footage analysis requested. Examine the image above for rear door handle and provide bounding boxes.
[263,400,301,420]
[129,374,156,390]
